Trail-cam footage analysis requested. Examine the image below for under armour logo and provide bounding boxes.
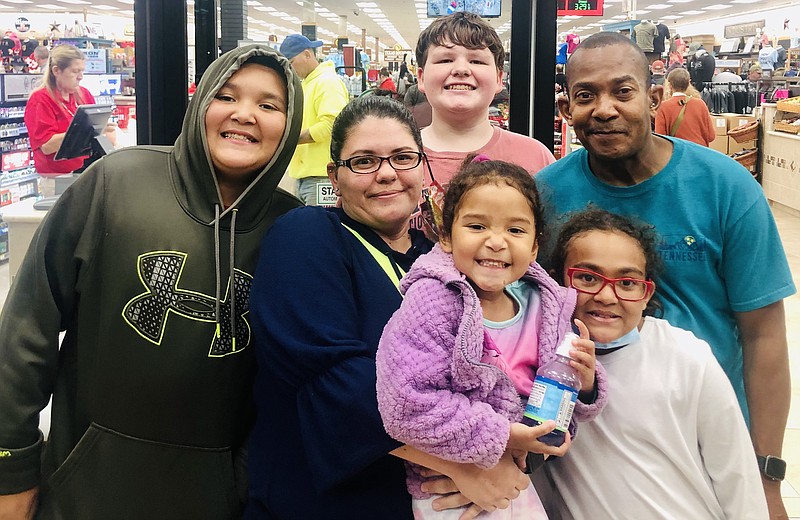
[122,252,252,357]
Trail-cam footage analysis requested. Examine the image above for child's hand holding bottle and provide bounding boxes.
[568,319,597,402]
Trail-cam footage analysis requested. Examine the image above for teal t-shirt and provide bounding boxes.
[536,136,796,422]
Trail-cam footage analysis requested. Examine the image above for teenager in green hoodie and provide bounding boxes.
[0,44,303,519]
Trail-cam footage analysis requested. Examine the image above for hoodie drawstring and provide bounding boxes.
[229,208,238,351]
[212,205,239,350]
[214,204,222,341]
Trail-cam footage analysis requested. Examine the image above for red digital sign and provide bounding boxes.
[558,0,603,16]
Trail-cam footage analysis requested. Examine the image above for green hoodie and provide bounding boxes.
[0,45,303,519]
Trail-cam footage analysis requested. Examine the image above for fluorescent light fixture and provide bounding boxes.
[356,2,378,6]
[730,0,760,3]
[119,10,135,15]
[38,4,63,8]
[612,14,628,18]
[636,9,650,14]
[661,14,683,19]
[246,1,261,5]
[668,0,694,2]
[3,0,32,3]
[679,10,704,14]
[703,4,732,9]
[645,4,672,9]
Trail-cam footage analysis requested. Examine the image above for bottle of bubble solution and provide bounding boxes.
[522,333,581,446]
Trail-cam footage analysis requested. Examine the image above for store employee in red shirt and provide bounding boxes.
[24,44,116,174]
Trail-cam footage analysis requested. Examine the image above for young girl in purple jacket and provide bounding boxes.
[376,156,608,519]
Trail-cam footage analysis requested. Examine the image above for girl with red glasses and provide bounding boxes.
[544,208,768,519]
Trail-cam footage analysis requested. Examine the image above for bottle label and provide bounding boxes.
[523,376,578,432]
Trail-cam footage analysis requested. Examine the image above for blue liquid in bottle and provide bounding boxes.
[522,333,581,446]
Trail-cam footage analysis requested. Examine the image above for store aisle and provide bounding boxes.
[0,205,798,516]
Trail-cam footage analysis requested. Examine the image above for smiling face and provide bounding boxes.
[204,63,288,198]
[563,230,653,343]
[53,59,85,95]
[418,42,503,119]
[328,116,424,240]
[441,182,538,302]
[559,43,661,164]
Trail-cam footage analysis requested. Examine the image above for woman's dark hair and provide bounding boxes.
[442,154,545,242]
[550,207,664,317]
[330,96,422,163]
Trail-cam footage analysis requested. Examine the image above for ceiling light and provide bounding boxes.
[355,2,378,6]
[3,0,32,3]
[612,14,628,19]
[38,4,62,8]
[119,10,135,15]
[661,14,682,19]
[246,1,261,5]
[644,4,671,9]
[679,10,705,14]
[668,0,694,2]
[703,4,732,9]
[730,0,760,3]
[94,3,117,6]
[636,9,650,14]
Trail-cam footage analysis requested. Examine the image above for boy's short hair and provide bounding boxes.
[415,12,505,70]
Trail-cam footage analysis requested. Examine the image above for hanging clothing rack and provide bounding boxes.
[700,82,757,114]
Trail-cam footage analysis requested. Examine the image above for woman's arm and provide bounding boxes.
[250,208,408,493]
[40,132,67,155]
[0,163,107,505]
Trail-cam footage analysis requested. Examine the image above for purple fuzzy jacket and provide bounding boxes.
[376,245,608,498]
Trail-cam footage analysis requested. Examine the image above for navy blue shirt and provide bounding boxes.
[246,207,432,519]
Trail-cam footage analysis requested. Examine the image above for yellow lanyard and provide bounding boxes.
[342,223,405,292]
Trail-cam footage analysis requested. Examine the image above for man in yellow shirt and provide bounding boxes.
[281,35,350,206]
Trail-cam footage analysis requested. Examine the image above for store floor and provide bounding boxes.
[0,204,799,516]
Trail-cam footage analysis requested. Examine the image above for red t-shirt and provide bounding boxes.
[378,77,397,92]
[24,86,96,174]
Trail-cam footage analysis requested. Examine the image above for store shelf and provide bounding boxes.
[53,37,115,48]
[1,173,38,188]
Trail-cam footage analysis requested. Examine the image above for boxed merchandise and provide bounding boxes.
[709,134,728,154]
[712,115,728,136]
[723,113,756,131]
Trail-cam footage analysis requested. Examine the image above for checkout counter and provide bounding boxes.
[1,174,79,280]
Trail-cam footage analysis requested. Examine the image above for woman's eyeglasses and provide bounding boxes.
[335,151,424,174]
[567,267,654,302]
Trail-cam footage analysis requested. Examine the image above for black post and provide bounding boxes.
[195,0,218,85]
[134,0,188,145]
[532,0,556,152]
[509,0,557,153]
[221,0,247,54]
[508,0,532,138]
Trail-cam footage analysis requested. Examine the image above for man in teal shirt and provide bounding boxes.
[537,31,795,519]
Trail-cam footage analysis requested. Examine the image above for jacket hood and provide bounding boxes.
[172,44,303,228]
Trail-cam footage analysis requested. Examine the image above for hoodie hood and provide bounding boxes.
[172,44,303,229]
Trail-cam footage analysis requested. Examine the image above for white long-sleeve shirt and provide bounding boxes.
[547,317,768,520]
